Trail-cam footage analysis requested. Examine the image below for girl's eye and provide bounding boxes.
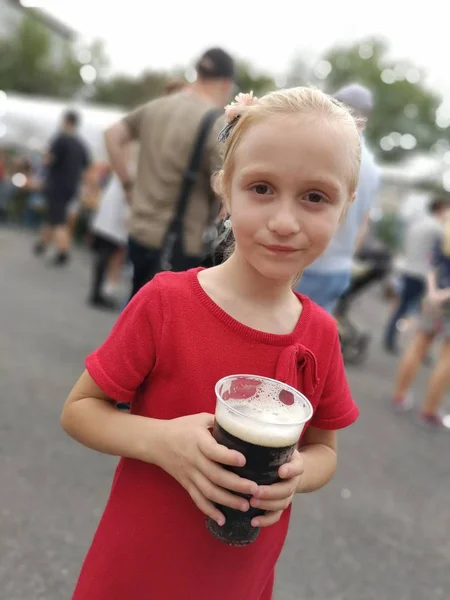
[304,191,326,204]
[252,184,272,195]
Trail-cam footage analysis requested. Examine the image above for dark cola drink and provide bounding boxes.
[206,375,312,547]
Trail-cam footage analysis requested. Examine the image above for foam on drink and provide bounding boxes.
[215,384,310,448]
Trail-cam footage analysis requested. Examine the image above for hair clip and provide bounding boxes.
[218,91,257,143]
[217,118,239,143]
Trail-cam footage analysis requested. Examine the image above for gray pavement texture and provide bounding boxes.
[1,227,450,600]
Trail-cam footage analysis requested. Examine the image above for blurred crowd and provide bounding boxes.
[1,46,450,430]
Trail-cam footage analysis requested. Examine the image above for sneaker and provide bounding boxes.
[88,295,118,311]
[418,413,450,431]
[392,393,413,412]
[383,340,399,356]
[33,241,46,256]
[51,252,69,267]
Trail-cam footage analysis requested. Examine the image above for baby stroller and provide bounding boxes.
[334,246,392,365]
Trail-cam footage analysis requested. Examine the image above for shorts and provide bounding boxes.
[419,300,450,337]
[46,188,75,226]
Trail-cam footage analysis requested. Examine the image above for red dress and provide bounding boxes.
[73,268,358,599]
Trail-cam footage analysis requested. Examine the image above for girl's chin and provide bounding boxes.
[253,263,300,283]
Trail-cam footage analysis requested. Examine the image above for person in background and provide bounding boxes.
[33,110,90,266]
[0,153,13,223]
[11,157,34,224]
[88,167,130,310]
[24,155,46,229]
[295,84,380,313]
[392,216,450,430]
[383,198,448,354]
[164,78,186,94]
[104,47,234,298]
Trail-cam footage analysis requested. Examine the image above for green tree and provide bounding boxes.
[0,14,52,94]
[93,71,169,107]
[315,38,443,162]
[235,62,275,97]
[0,14,83,97]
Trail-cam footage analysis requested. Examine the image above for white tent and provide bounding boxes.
[0,92,125,160]
[381,154,448,187]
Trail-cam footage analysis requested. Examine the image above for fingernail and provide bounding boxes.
[252,519,259,527]
[217,517,225,526]
[241,503,248,512]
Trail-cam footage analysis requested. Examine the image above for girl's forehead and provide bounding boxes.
[236,113,355,155]
[233,115,357,179]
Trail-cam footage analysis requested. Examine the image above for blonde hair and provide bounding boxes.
[214,86,363,202]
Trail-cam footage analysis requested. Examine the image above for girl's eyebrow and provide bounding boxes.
[301,178,342,196]
[239,167,342,195]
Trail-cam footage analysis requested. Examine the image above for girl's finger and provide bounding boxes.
[198,433,246,468]
[278,452,304,479]
[249,495,293,512]
[192,471,250,512]
[251,510,283,528]
[254,479,297,501]
[197,454,258,496]
[188,483,225,526]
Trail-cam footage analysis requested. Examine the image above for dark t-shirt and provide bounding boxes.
[46,132,90,194]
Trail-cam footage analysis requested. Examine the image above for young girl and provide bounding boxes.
[61,87,361,599]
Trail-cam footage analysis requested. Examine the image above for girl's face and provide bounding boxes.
[226,114,357,282]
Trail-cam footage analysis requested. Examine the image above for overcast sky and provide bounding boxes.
[33,1,449,99]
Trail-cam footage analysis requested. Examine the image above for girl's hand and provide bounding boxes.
[155,413,258,526]
[249,450,304,528]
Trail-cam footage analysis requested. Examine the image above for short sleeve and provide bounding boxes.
[49,135,64,164]
[122,104,148,140]
[85,278,163,402]
[311,330,359,430]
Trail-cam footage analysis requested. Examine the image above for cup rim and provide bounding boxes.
[215,374,313,427]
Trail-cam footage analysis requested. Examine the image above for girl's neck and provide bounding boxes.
[215,251,294,306]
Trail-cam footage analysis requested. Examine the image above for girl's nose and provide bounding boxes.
[267,202,301,237]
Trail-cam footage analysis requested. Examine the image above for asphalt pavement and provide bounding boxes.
[1,228,449,600]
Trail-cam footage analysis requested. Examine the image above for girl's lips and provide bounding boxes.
[264,244,298,253]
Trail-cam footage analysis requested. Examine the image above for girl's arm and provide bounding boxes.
[61,370,167,464]
[61,370,258,527]
[296,426,337,493]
